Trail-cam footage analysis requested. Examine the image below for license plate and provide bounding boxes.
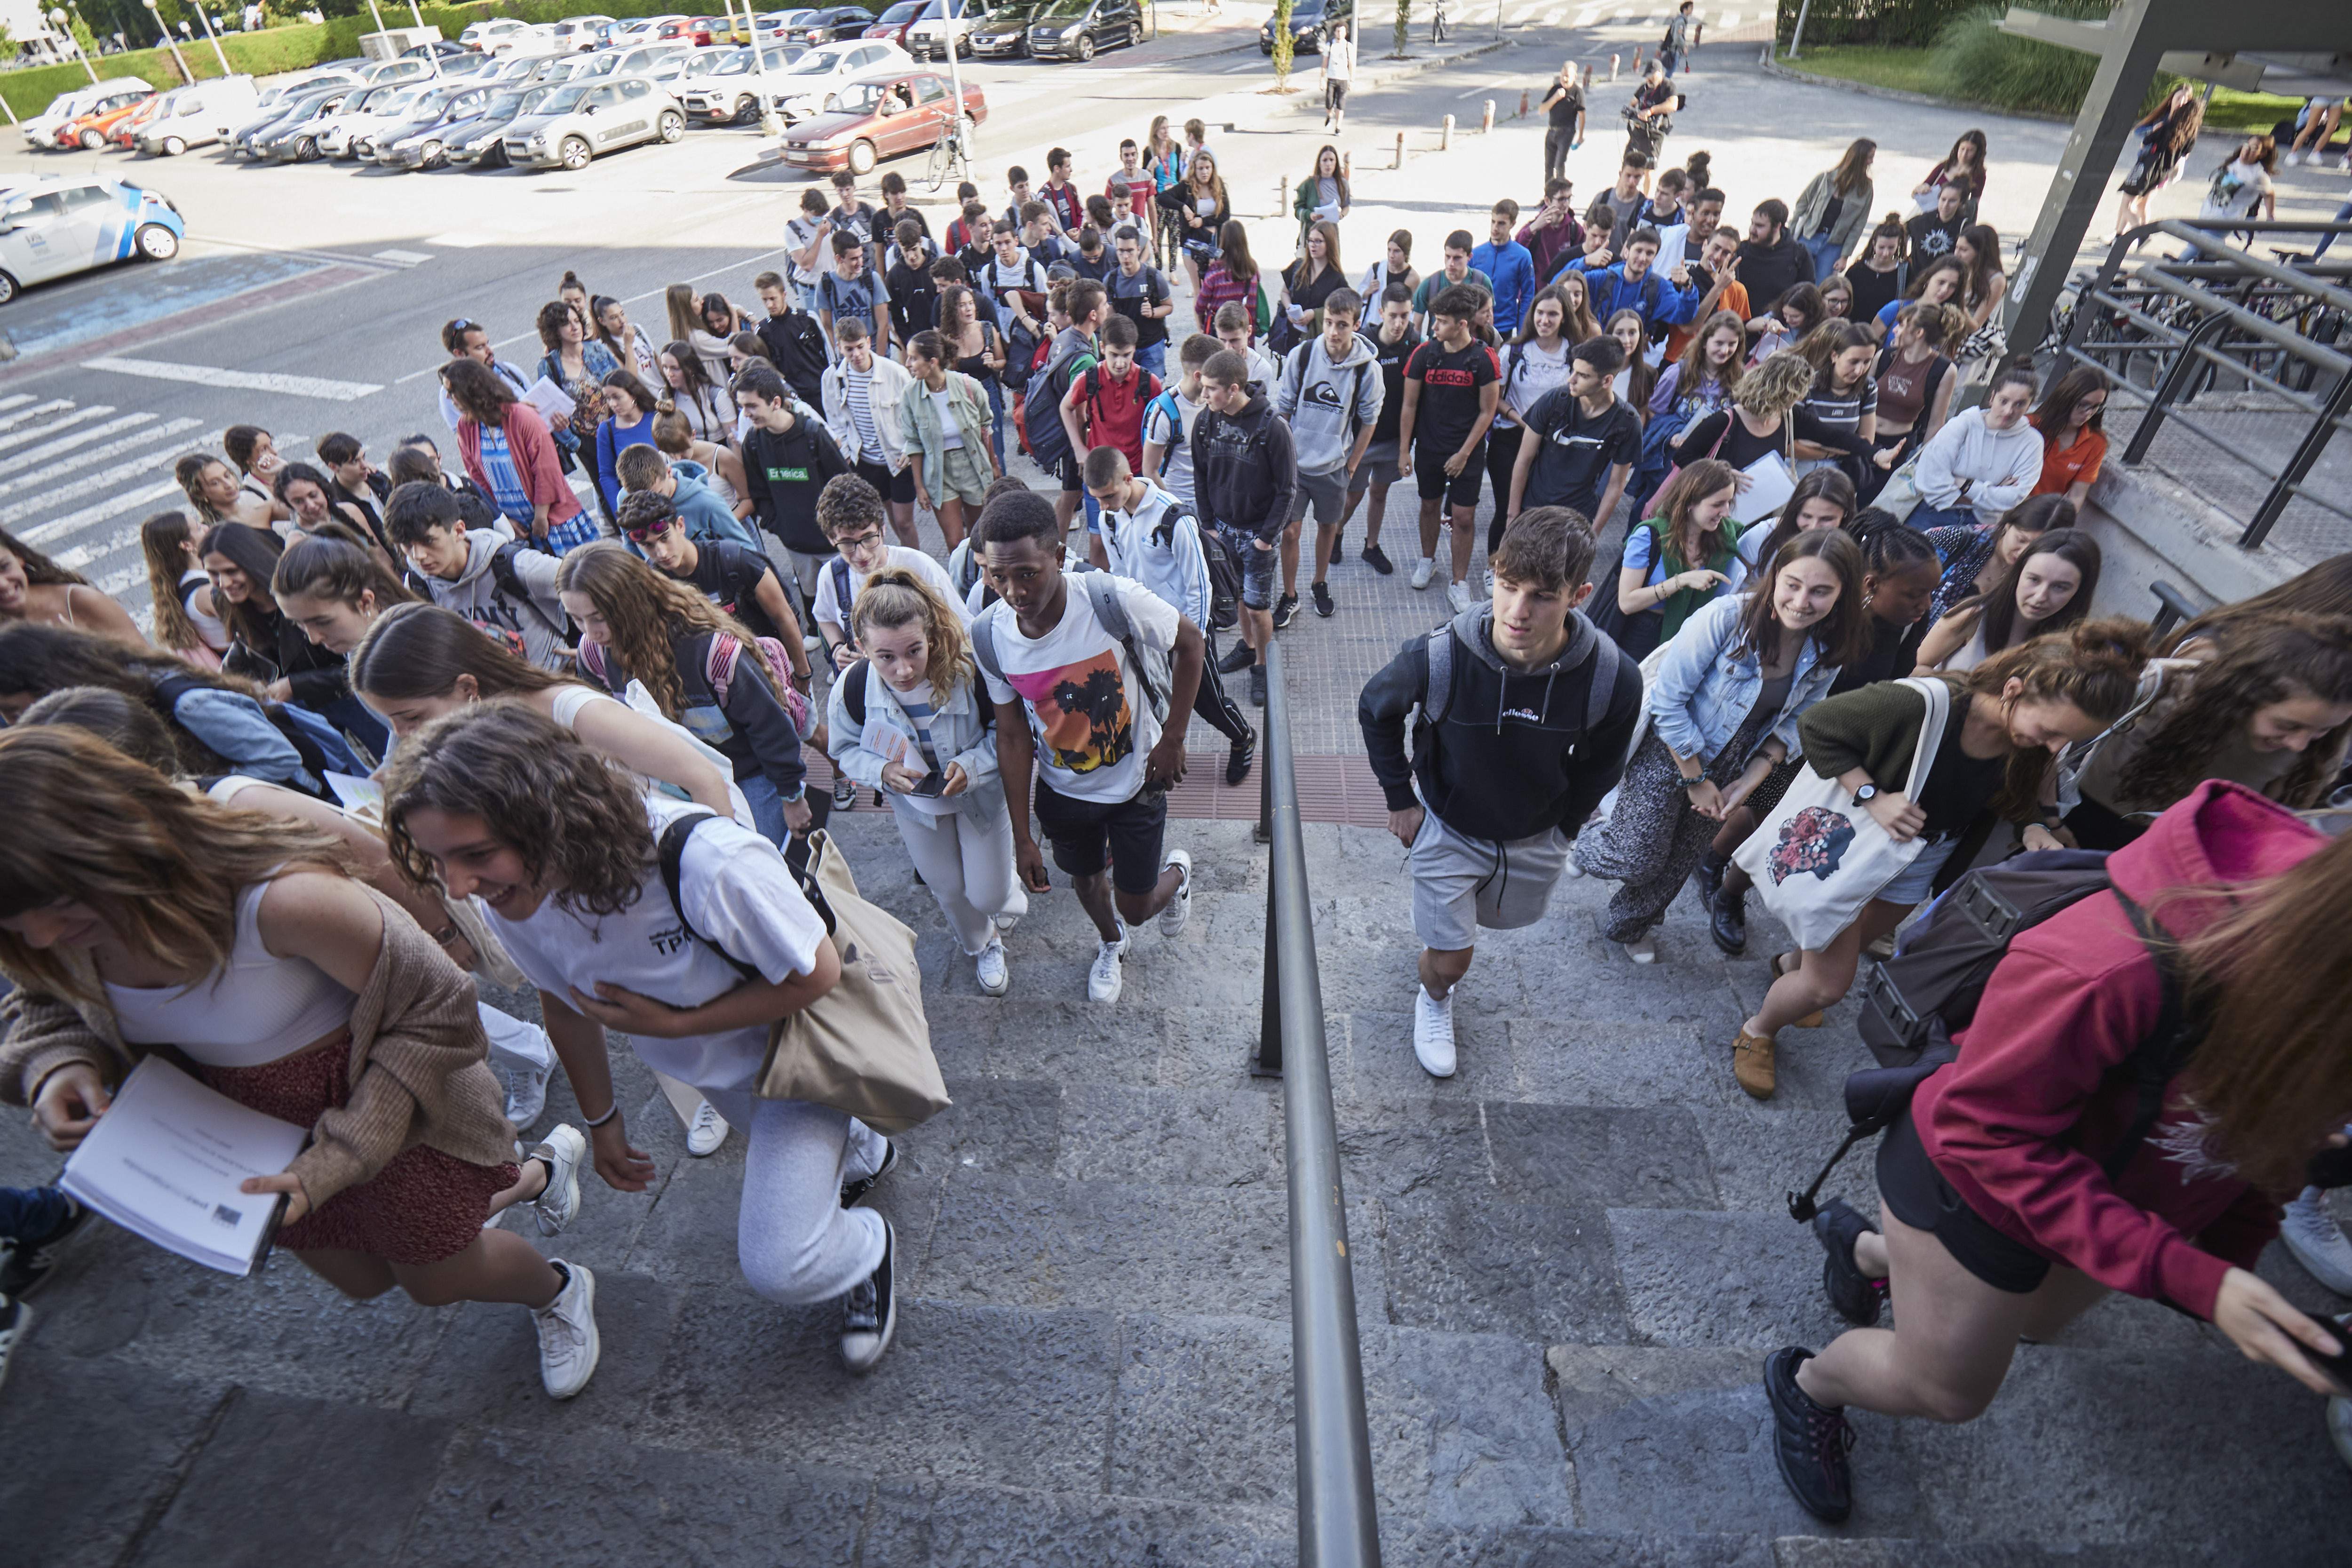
[785,151,810,163]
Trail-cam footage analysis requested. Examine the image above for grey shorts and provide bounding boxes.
[938,445,991,508]
[1287,465,1350,528]
[1216,520,1278,611]
[1351,441,1401,493]
[1408,807,1572,952]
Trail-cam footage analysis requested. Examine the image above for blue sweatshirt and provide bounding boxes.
[1470,239,1537,334]
[1567,258,1702,331]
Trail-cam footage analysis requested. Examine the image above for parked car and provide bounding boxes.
[228,86,343,159]
[263,81,386,160]
[55,88,153,150]
[400,39,478,61]
[383,86,520,168]
[0,174,182,306]
[966,1,1041,57]
[503,76,688,170]
[1026,0,1144,60]
[134,76,262,155]
[547,16,614,50]
[1260,0,1351,53]
[359,55,438,84]
[363,81,492,164]
[785,6,880,45]
[579,42,697,81]
[322,81,434,159]
[769,40,915,119]
[446,87,547,167]
[775,69,983,175]
[753,9,818,38]
[22,78,155,150]
[106,88,181,151]
[460,18,559,56]
[905,0,978,58]
[861,0,926,48]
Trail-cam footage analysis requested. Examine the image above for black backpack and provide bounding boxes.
[1786,851,2208,1224]
[487,541,572,642]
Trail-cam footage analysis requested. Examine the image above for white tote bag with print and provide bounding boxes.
[1732,677,1951,951]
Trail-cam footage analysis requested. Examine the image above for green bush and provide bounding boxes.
[1776,0,1978,49]
[1926,1,2106,116]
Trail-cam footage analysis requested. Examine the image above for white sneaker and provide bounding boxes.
[1413,987,1456,1077]
[975,934,1011,995]
[1410,557,1436,590]
[1623,936,1658,964]
[532,1261,600,1400]
[1088,923,1129,1004]
[1446,579,1474,614]
[503,1058,551,1130]
[2283,1188,2352,1295]
[527,1125,587,1236]
[685,1097,730,1158]
[1157,848,1192,938]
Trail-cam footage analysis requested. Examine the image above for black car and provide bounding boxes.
[966,0,1041,56]
[786,5,878,44]
[1026,0,1144,61]
[1260,0,1352,53]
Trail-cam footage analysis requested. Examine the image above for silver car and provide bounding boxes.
[502,77,686,171]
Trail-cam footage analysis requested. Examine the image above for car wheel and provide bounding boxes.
[1075,31,1095,60]
[295,135,318,161]
[0,271,16,306]
[658,110,685,143]
[559,135,592,170]
[733,94,757,124]
[848,138,876,175]
[162,135,186,156]
[135,223,180,261]
[1126,22,1140,47]
[421,140,444,168]
[79,128,103,150]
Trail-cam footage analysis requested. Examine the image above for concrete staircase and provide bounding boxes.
[3,810,2346,1566]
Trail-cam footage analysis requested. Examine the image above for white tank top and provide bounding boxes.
[103,874,355,1067]
[179,567,231,653]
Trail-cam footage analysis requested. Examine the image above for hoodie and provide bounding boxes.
[1274,330,1385,476]
[1914,781,2329,1321]
[741,413,853,556]
[1358,604,1645,842]
[1914,405,2045,524]
[1190,383,1297,546]
[666,462,763,554]
[422,529,570,672]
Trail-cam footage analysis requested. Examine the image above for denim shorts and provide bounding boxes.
[1216,520,1278,611]
[1874,835,1961,909]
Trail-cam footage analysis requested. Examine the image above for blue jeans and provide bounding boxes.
[982,376,1007,466]
[738,772,793,848]
[2315,199,2352,258]
[1802,233,1844,283]
[1908,501,1985,532]
[0,1185,72,1243]
[1137,340,1168,379]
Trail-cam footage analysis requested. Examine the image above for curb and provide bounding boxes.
[1756,55,2071,126]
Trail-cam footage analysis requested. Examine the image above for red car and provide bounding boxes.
[862,0,926,48]
[775,71,985,176]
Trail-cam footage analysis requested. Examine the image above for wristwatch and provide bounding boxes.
[1852,784,1880,807]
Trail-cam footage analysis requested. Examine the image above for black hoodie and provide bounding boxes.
[1189,383,1297,546]
[1358,604,1644,842]
[741,411,851,556]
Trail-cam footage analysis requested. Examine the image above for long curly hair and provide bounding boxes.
[1938,615,2152,821]
[174,452,237,524]
[850,566,973,698]
[555,541,772,721]
[0,725,363,1004]
[1,525,87,591]
[2117,612,2352,811]
[379,700,654,920]
[1673,309,1746,404]
[139,511,213,658]
[1735,349,1817,423]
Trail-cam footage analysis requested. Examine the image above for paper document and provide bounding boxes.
[1731,452,1797,525]
[325,772,383,821]
[859,716,915,770]
[520,375,577,430]
[61,1056,308,1277]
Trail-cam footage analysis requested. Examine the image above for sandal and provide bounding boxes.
[1771,951,1826,1029]
[1732,1028,1777,1099]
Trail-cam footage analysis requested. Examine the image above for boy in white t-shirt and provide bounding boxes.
[970,489,1208,1005]
[811,475,969,670]
[1140,331,1216,513]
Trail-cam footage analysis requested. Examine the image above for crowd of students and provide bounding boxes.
[1,119,2351,1524]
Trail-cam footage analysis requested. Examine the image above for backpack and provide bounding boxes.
[706,632,812,735]
[838,657,993,738]
[1409,620,1622,753]
[151,670,362,801]
[1193,517,1243,632]
[969,573,1172,724]
[1074,363,1160,459]
[486,541,569,640]
[1784,853,2209,1225]
[1020,340,1090,471]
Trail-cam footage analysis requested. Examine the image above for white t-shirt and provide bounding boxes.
[929,386,965,451]
[493,796,828,1095]
[812,544,969,630]
[2199,158,2273,221]
[977,574,1180,804]
[1140,385,1204,509]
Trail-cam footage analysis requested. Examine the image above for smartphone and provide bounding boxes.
[909,771,946,798]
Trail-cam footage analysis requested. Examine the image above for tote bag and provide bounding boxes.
[1871,453,1926,522]
[1732,677,1950,951]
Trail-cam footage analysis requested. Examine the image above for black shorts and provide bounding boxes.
[1876,1107,2053,1295]
[856,459,917,505]
[1415,439,1486,509]
[1054,451,1084,493]
[1034,778,1168,896]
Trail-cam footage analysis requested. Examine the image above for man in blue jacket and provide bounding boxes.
[1562,226,1701,337]
[613,444,763,554]
[1470,200,1538,336]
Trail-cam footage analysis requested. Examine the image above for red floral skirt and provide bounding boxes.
[196,1035,519,1266]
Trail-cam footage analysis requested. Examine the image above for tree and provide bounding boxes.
[1393,0,1408,56]
[1270,0,1293,89]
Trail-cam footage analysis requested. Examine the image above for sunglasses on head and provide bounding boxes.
[624,521,678,546]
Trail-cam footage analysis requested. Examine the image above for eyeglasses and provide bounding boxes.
[452,318,477,333]
[833,531,885,552]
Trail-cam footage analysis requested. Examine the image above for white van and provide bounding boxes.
[20,77,155,151]
[135,75,264,156]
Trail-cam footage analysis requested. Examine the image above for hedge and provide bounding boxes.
[1774,0,2114,50]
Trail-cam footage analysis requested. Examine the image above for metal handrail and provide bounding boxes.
[1254,639,1383,1568]
[2053,216,2352,549]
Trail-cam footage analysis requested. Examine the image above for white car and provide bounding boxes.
[502,76,688,171]
[906,0,980,59]
[548,16,614,50]
[21,78,154,151]
[0,175,183,307]
[770,41,916,120]
[133,76,263,156]
[677,45,803,123]
[461,18,562,57]
[319,81,434,159]
[578,42,697,81]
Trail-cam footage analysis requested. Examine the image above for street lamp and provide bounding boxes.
[189,0,233,75]
[141,0,195,82]
[49,7,100,84]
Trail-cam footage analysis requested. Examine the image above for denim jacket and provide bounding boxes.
[826,659,1001,819]
[1646,591,1840,766]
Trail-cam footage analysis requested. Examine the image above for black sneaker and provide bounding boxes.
[1248,663,1267,707]
[1362,542,1394,575]
[1764,1346,1855,1523]
[1813,1199,1887,1327]
[0,1295,27,1396]
[1272,592,1300,630]
[840,1219,898,1373]
[839,1137,897,1209]
[1225,728,1257,785]
[1708,886,1748,957]
[1311,581,1334,618]
[0,1195,85,1298]
[1216,640,1256,675]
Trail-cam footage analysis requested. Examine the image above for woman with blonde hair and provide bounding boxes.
[139,510,230,667]
[827,567,1026,995]
[556,542,813,848]
[1666,349,1856,499]
[1171,148,1231,291]
[2,523,144,650]
[0,724,602,1400]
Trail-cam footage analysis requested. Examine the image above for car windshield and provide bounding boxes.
[537,84,592,113]
[876,0,922,20]
[982,1,1037,22]
[702,47,752,73]
[787,48,844,73]
[479,92,526,116]
[1035,0,1089,18]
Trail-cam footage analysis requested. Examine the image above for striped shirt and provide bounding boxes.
[844,366,884,462]
[897,681,944,777]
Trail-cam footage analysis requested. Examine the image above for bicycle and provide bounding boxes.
[925,115,974,194]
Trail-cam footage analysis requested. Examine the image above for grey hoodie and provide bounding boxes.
[424,529,570,672]
[1273,329,1385,476]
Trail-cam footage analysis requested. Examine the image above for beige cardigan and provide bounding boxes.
[0,886,517,1210]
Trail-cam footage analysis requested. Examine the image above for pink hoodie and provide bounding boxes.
[1913,780,2328,1321]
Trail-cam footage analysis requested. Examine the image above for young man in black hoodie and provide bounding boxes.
[735,364,852,623]
[1191,348,1299,708]
[1358,508,1644,1076]
[755,271,830,410]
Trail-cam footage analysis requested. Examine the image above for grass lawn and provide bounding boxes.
[1779,45,2309,132]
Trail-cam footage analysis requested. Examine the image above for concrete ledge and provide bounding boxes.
[1757,55,2069,125]
[2078,462,2301,623]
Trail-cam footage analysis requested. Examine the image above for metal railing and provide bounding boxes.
[2049,218,2352,549]
[1250,639,1383,1568]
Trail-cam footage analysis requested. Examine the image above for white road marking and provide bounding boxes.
[425,231,493,247]
[372,248,435,265]
[0,414,190,482]
[27,480,182,557]
[0,399,74,432]
[82,358,384,402]
[0,407,111,456]
[0,447,201,527]
[0,394,33,416]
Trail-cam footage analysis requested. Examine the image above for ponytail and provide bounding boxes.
[1957,615,2151,820]
[850,566,974,697]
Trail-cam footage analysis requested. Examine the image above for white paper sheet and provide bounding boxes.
[1731,451,1797,525]
[520,375,577,430]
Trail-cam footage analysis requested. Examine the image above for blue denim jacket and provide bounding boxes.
[1646,592,1840,765]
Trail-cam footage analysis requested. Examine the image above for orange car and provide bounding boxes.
[108,93,175,150]
[55,90,151,150]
